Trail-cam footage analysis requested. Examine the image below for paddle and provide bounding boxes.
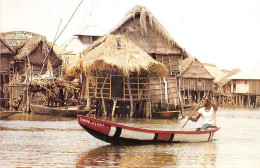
[181,91,210,128]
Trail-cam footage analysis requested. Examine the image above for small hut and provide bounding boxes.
[228,68,260,107]
[67,35,168,118]
[14,36,62,75]
[180,56,214,105]
[4,35,62,111]
[0,36,15,108]
[84,5,188,110]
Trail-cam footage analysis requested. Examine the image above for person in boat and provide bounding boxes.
[188,96,217,131]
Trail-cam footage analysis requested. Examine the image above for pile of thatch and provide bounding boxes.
[15,36,62,67]
[66,35,168,77]
[30,77,79,94]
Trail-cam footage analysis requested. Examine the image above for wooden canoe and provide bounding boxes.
[78,115,220,145]
[152,111,180,119]
[0,111,22,119]
[31,105,89,117]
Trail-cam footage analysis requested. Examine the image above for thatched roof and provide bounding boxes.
[218,68,240,85]
[181,56,214,79]
[228,68,260,80]
[0,31,43,47]
[15,36,62,67]
[66,35,168,77]
[85,5,187,57]
[0,36,15,55]
[203,63,230,83]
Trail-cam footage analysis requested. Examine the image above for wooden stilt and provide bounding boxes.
[127,77,134,117]
[111,99,117,117]
[101,74,109,117]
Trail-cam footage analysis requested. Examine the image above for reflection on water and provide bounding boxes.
[76,142,217,168]
[0,108,260,167]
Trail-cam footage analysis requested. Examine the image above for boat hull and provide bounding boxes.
[0,111,22,119]
[78,115,220,145]
[31,105,89,117]
[152,111,179,119]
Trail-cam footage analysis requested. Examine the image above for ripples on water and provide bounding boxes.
[0,108,260,167]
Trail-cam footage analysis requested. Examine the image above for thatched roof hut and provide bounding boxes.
[203,63,230,83]
[67,35,168,77]
[181,56,214,79]
[85,5,187,57]
[15,36,62,67]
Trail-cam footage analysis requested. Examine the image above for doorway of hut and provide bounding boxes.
[111,76,123,98]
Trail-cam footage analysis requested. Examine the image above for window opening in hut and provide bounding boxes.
[116,39,125,49]
[79,36,91,43]
[245,80,247,84]
[92,36,99,41]
[149,53,156,60]
[111,76,123,98]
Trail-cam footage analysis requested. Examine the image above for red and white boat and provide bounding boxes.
[78,115,220,145]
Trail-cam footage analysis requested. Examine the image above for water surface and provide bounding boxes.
[0,108,260,167]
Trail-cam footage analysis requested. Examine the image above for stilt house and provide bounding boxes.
[1,32,62,111]
[228,68,260,107]
[67,35,168,117]
[85,5,188,110]
[180,56,214,104]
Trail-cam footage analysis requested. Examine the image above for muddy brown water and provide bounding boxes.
[0,108,260,168]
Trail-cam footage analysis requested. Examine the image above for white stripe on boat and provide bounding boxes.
[120,129,155,140]
[173,133,210,142]
[108,126,117,136]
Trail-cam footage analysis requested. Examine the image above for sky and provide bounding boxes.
[1,0,260,71]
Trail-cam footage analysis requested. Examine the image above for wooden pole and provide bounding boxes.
[127,77,134,117]
[177,78,185,118]
[40,0,84,74]
[182,90,210,128]
[163,77,169,110]
[111,99,117,117]
[101,74,109,117]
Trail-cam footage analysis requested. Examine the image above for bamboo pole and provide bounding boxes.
[40,0,83,74]
[182,90,210,128]
[127,77,134,117]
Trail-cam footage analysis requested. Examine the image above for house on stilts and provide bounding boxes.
[1,31,66,111]
[179,56,214,106]
[66,35,168,118]
[94,5,188,111]
[228,68,260,108]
